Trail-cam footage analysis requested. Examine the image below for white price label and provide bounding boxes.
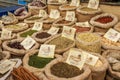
[32,22,43,31]
[58,0,67,3]
[70,0,80,7]
[1,28,12,39]
[47,27,59,35]
[65,11,75,21]
[62,26,76,40]
[21,36,36,50]
[39,10,48,18]
[104,28,120,42]
[88,0,99,9]
[76,21,90,27]
[49,9,60,19]
[66,48,87,70]
[38,44,56,58]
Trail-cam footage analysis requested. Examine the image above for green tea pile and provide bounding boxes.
[29,53,54,68]
[48,36,74,50]
[51,62,83,78]
[20,30,37,37]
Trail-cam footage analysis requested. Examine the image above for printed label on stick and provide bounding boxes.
[32,22,43,31]
[65,11,75,21]
[47,27,59,35]
[88,0,99,9]
[49,9,60,19]
[70,0,80,7]
[76,21,90,27]
[1,28,12,39]
[39,10,48,18]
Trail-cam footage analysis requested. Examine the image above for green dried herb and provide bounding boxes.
[27,17,42,21]
[20,30,37,37]
[81,7,97,12]
[51,62,83,78]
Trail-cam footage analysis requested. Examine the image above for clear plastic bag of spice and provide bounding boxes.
[76,32,101,53]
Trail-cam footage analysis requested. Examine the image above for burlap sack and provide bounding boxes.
[102,50,120,80]
[44,58,92,80]
[53,17,77,27]
[32,30,55,43]
[28,3,47,15]
[44,34,75,54]
[0,51,10,60]
[2,38,39,56]
[90,13,118,29]
[114,22,120,32]
[23,50,62,73]
[76,6,102,22]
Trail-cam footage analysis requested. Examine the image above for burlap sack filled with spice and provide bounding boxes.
[0,51,10,60]
[59,4,78,17]
[44,57,92,80]
[2,39,39,56]
[28,0,47,15]
[14,7,31,21]
[76,6,102,22]
[32,31,55,43]
[102,50,120,80]
[114,22,120,32]
[17,28,38,39]
[76,32,101,53]
[53,17,77,27]
[44,34,75,54]
[23,50,62,74]
[90,13,118,29]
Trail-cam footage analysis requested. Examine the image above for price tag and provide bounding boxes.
[21,36,36,50]
[0,60,16,74]
[62,26,76,40]
[70,0,80,7]
[88,0,99,9]
[32,22,43,31]
[104,28,120,42]
[85,53,99,66]
[38,44,56,58]
[39,10,48,18]
[1,28,12,39]
[47,27,59,35]
[76,21,90,27]
[58,0,67,3]
[66,48,87,70]
[65,11,75,21]
[49,9,60,19]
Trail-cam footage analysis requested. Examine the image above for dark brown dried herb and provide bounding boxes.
[36,32,51,39]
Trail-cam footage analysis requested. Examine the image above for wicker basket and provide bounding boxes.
[76,6,102,22]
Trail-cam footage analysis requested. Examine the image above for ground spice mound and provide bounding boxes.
[51,62,83,78]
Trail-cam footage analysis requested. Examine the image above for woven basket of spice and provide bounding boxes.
[28,0,47,15]
[59,4,78,17]
[2,38,39,56]
[23,50,62,74]
[76,6,102,22]
[101,37,120,50]
[114,22,120,32]
[44,57,92,80]
[0,51,10,60]
[32,31,54,43]
[45,34,75,54]
[102,50,120,80]
[76,32,101,53]
[17,28,38,39]
[90,13,118,29]
[53,17,77,27]
[1,23,29,33]
[14,7,31,21]
[63,49,108,80]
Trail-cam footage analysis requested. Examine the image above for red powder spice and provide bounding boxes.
[73,26,91,32]
[95,16,113,24]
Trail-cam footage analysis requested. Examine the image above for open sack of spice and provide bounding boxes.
[101,28,120,50]
[63,48,108,80]
[44,56,92,80]
[2,37,39,56]
[1,12,18,25]
[102,50,120,80]
[23,49,62,75]
[14,7,31,21]
[0,58,22,80]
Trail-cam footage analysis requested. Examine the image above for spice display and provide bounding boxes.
[30,0,45,7]
[80,7,97,12]
[12,66,40,80]
[20,30,37,37]
[51,62,83,78]
[36,32,51,39]
[28,53,53,68]
[48,36,74,50]
[95,16,113,24]
[73,26,91,32]
[7,42,24,50]
[76,32,101,53]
